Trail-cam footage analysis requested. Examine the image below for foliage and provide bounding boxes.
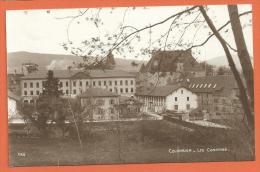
[21,70,68,137]
[216,66,230,75]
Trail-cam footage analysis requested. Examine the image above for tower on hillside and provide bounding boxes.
[105,51,116,69]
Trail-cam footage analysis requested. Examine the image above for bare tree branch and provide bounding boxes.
[110,6,199,52]
[188,10,252,51]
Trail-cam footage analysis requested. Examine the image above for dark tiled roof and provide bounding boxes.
[185,75,238,94]
[21,69,136,80]
[79,88,119,98]
[135,84,188,97]
[8,90,20,101]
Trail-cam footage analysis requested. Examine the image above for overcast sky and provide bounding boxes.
[6,4,253,62]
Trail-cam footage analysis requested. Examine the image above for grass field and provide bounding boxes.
[9,120,254,167]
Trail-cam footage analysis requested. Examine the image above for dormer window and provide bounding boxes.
[208,84,212,88]
[213,84,217,88]
[200,84,203,88]
[204,84,207,88]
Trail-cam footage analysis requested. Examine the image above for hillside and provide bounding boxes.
[206,55,254,68]
[7,51,146,73]
[7,52,253,74]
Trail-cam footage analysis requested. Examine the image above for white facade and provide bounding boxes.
[165,87,198,112]
[137,87,198,114]
[20,73,136,103]
[8,97,18,119]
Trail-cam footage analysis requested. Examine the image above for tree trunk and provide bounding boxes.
[228,5,254,108]
[199,6,254,131]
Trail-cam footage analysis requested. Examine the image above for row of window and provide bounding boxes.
[24,90,40,96]
[174,104,190,110]
[24,82,40,88]
[174,97,190,101]
[24,87,134,96]
[80,80,134,87]
[23,79,135,89]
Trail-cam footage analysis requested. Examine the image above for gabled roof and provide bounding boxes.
[8,90,20,101]
[20,69,136,80]
[79,88,119,98]
[135,84,188,97]
[185,75,238,95]
[70,72,91,79]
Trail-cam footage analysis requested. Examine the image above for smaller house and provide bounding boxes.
[118,96,143,118]
[184,75,243,120]
[8,90,24,124]
[135,85,198,120]
[79,88,119,121]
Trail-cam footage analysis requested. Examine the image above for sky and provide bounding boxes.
[6,4,253,62]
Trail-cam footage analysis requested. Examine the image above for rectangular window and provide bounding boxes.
[125,80,128,85]
[86,81,88,86]
[24,82,27,88]
[24,91,27,96]
[186,104,190,110]
[110,99,115,104]
[104,81,106,86]
[66,90,69,95]
[111,108,114,114]
[99,81,101,86]
[93,81,96,86]
[36,82,39,88]
[79,81,82,86]
[175,97,178,101]
[125,88,128,93]
[73,81,76,87]
[109,88,113,92]
[59,82,63,87]
[30,82,33,88]
[131,80,134,85]
[131,88,134,93]
[120,80,123,85]
[115,81,117,85]
[120,88,123,93]
[36,90,40,95]
[30,91,33,95]
[66,81,69,87]
[73,89,76,94]
[187,97,189,101]
[174,105,178,110]
[109,81,112,86]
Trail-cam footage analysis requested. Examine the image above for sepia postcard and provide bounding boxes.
[1,0,259,172]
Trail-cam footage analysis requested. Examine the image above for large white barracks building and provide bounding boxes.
[20,70,136,103]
